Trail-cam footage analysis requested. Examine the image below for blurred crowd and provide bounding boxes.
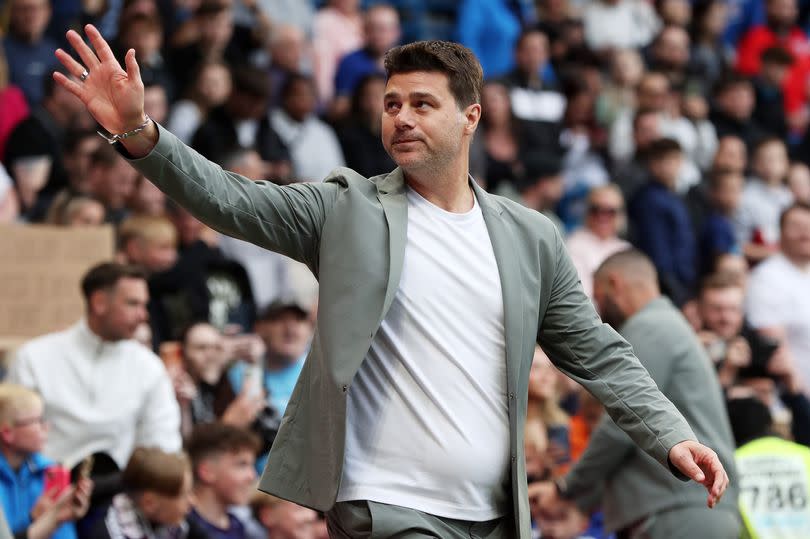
[1,0,810,538]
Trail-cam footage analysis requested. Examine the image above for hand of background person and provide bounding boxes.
[167,364,199,404]
[725,337,751,368]
[221,381,266,428]
[668,440,729,508]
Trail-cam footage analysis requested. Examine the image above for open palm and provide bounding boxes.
[54,24,145,135]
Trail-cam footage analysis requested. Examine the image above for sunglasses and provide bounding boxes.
[588,205,621,217]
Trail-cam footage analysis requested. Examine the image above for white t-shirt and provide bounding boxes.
[337,186,510,520]
[746,254,810,388]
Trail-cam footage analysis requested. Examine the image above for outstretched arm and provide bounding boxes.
[53,25,341,269]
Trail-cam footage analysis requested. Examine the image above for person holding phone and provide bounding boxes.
[0,384,92,539]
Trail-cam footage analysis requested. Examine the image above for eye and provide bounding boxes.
[384,101,400,113]
[415,100,431,109]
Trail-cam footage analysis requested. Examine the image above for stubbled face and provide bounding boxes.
[92,277,150,341]
[256,312,312,364]
[753,141,789,184]
[183,323,227,385]
[781,207,810,262]
[699,287,745,340]
[382,71,475,175]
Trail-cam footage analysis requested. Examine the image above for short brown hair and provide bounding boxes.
[186,423,260,477]
[780,201,810,230]
[80,262,147,302]
[123,447,190,496]
[384,40,483,107]
[700,271,743,296]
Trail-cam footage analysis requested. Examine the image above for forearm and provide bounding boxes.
[119,118,159,158]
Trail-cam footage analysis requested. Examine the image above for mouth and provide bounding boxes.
[392,138,422,145]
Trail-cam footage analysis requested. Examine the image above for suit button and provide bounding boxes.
[509,392,515,400]
[380,190,388,195]
[342,385,348,393]
[511,455,517,463]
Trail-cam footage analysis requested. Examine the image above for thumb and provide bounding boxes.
[125,48,141,84]
[675,449,706,483]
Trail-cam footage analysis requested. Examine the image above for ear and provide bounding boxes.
[463,103,481,135]
[0,427,13,445]
[197,460,216,484]
[88,289,109,317]
[139,491,157,514]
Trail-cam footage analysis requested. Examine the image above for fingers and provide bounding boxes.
[125,48,142,86]
[85,24,117,64]
[66,29,100,71]
[673,448,705,483]
[55,48,86,79]
[52,72,84,101]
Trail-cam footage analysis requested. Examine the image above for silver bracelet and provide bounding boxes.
[97,115,152,145]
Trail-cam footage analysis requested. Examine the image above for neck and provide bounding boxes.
[403,154,473,213]
[623,288,659,319]
[86,317,114,342]
[264,353,295,371]
[192,487,230,529]
[1,446,26,471]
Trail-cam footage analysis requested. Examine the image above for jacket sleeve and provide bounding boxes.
[538,228,696,471]
[124,123,343,272]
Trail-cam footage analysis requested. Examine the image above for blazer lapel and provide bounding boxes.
[474,182,524,396]
[376,168,408,319]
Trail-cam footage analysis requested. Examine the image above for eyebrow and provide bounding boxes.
[383,91,439,101]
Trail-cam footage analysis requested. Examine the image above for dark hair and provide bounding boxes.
[761,46,794,66]
[280,72,315,101]
[89,144,121,168]
[779,201,810,230]
[644,137,682,162]
[350,73,386,119]
[713,72,752,96]
[186,423,260,477]
[384,40,483,107]
[515,26,551,50]
[230,66,271,99]
[63,128,99,153]
[708,167,743,190]
[123,447,190,496]
[632,107,659,130]
[80,262,147,301]
[727,397,772,447]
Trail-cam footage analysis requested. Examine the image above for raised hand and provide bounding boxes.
[53,24,146,136]
[669,440,730,508]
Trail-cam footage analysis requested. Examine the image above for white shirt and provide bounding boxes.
[566,228,630,299]
[337,187,510,520]
[736,179,794,246]
[584,0,660,51]
[9,320,182,468]
[746,254,810,388]
[270,109,345,182]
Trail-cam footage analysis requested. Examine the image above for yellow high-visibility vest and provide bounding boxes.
[736,436,810,539]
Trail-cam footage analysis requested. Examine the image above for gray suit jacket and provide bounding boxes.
[128,124,696,538]
[563,297,739,532]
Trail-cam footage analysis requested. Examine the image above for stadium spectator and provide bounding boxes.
[595,48,644,129]
[85,144,140,224]
[646,25,696,89]
[128,174,167,216]
[566,184,630,299]
[271,74,345,183]
[583,0,661,52]
[90,447,203,538]
[252,493,328,539]
[8,263,181,470]
[266,24,311,107]
[788,161,810,204]
[312,0,364,105]
[709,73,767,151]
[0,384,93,539]
[689,0,729,87]
[736,137,794,261]
[629,138,697,306]
[456,0,528,79]
[46,194,106,227]
[497,153,565,232]
[332,4,400,120]
[337,73,396,179]
[752,46,793,139]
[699,168,745,272]
[166,60,232,144]
[186,423,261,538]
[2,0,59,106]
[115,13,175,102]
[0,43,29,163]
[746,202,810,389]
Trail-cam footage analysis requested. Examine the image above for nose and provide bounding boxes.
[393,105,415,130]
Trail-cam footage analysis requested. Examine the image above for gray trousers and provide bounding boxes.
[623,506,741,539]
[326,500,512,539]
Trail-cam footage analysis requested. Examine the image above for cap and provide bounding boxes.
[258,300,309,322]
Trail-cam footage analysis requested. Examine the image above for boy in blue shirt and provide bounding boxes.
[0,384,90,539]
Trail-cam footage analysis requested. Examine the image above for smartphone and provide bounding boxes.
[547,425,571,466]
[44,465,70,496]
[78,455,95,480]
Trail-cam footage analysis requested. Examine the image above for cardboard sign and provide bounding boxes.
[0,225,114,344]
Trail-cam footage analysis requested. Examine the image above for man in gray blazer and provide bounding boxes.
[54,26,729,538]
[533,250,740,538]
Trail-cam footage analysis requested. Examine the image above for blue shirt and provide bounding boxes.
[457,0,530,78]
[700,211,739,262]
[629,181,697,304]
[187,509,245,539]
[2,35,59,106]
[334,48,384,98]
[228,357,305,416]
[0,452,76,539]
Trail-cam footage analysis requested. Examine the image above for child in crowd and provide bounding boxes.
[0,384,91,539]
[251,492,328,539]
[186,423,261,539]
[629,138,697,306]
[700,168,744,273]
[736,137,794,262]
[92,447,207,539]
[117,214,179,275]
